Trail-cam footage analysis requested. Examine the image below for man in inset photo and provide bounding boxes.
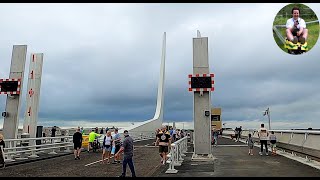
[286,6,308,44]
[272,3,319,55]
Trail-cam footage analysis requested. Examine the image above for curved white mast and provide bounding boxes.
[119,32,166,133]
[152,32,166,122]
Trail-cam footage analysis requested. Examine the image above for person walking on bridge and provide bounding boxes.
[112,128,122,164]
[258,123,269,156]
[237,126,242,142]
[246,133,254,155]
[51,126,57,143]
[0,133,5,168]
[212,129,219,146]
[234,127,238,141]
[88,129,101,152]
[100,127,104,134]
[80,127,84,134]
[156,125,171,165]
[102,130,113,164]
[73,127,83,160]
[115,130,136,177]
[269,131,277,155]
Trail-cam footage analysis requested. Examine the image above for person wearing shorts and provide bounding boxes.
[73,127,83,160]
[269,131,277,155]
[102,131,113,164]
[156,125,171,165]
[112,128,122,164]
[246,133,254,155]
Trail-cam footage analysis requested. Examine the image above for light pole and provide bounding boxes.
[263,108,271,130]
[267,108,271,130]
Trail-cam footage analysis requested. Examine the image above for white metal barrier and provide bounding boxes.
[2,131,156,163]
[165,136,188,174]
[222,129,320,159]
[3,136,73,162]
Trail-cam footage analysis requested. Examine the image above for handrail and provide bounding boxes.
[165,136,188,174]
[223,129,320,134]
[4,142,71,151]
[273,25,286,44]
[222,129,320,159]
[5,145,73,155]
[2,131,156,162]
[271,130,320,134]
[4,136,72,142]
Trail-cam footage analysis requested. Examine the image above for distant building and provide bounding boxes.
[211,107,222,130]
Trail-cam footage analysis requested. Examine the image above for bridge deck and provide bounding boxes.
[156,137,320,177]
[1,138,320,177]
[0,139,163,177]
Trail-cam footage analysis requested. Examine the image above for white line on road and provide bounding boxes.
[85,156,115,167]
[216,145,248,147]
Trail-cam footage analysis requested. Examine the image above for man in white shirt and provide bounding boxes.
[258,123,269,155]
[286,6,308,44]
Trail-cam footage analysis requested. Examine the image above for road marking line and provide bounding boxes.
[216,145,247,147]
[85,156,115,166]
[134,145,157,148]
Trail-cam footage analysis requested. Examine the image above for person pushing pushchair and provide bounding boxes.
[88,129,101,152]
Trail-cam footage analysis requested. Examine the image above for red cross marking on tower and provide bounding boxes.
[28,88,34,97]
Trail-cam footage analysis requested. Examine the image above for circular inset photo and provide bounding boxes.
[273,3,319,55]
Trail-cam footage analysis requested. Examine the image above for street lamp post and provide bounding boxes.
[263,108,271,130]
[268,109,271,130]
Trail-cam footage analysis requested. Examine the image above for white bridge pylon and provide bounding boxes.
[119,32,166,134]
[22,53,44,139]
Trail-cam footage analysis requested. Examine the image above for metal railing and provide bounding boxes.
[3,136,74,162]
[165,136,188,174]
[222,129,320,160]
[2,131,156,163]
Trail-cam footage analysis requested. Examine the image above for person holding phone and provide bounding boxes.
[286,6,308,44]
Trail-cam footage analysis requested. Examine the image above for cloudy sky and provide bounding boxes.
[0,3,320,130]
